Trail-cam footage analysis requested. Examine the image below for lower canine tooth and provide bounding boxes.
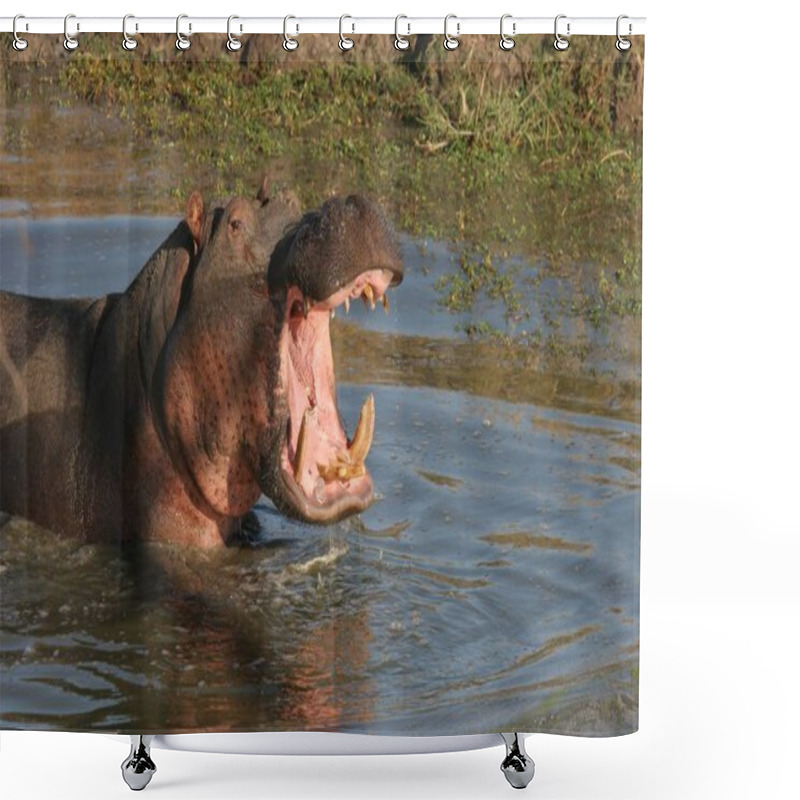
[335,449,352,465]
[382,294,390,314]
[293,408,311,481]
[344,297,350,315]
[349,394,375,465]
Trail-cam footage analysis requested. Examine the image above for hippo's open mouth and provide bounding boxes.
[277,268,397,523]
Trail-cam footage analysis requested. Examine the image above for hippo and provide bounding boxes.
[0,179,403,548]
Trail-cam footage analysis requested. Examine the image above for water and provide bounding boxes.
[0,216,639,735]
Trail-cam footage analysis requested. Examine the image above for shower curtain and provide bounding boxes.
[0,30,642,738]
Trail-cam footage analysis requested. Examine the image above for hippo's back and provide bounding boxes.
[1,290,114,530]
[0,290,106,425]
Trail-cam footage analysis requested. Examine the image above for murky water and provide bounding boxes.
[0,216,639,735]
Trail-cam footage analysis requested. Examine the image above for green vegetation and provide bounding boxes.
[436,246,525,318]
[1,35,642,367]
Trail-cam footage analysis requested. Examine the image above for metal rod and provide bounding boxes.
[0,16,646,37]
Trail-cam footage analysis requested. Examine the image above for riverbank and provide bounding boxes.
[2,34,642,368]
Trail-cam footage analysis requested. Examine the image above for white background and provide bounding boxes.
[2,1,799,798]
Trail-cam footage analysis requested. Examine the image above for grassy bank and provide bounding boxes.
[2,34,642,364]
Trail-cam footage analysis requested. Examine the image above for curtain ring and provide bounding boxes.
[64,13,79,51]
[12,15,29,51]
[176,14,191,51]
[616,15,632,51]
[394,15,410,51]
[443,14,459,51]
[283,15,299,51]
[227,15,242,52]
[339,15,354,51]
[554,14,570,51]
[175,14,191,50]
[499,14,515,51]
[122,15,138,51]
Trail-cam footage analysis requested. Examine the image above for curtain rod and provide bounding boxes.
[1,16,646,38]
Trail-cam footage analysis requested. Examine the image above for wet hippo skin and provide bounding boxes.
[0,179,403,548]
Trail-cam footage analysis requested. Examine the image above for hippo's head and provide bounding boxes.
[151,179,403,537]
[265,194,404,524]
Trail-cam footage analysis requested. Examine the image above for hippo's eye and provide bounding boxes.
[229,218,243,234]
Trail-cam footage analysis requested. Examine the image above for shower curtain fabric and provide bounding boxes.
[0,32,643,737]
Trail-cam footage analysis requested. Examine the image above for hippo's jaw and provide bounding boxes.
[273,268,396,523]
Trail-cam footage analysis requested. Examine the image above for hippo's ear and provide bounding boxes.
[186,191,205,251]
[257,176,271,207]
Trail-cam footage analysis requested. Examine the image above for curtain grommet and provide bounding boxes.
[175,14,191,51]
[227,15,242,52]
[122,14,138,51]
[499,14,515,51]
[339,15,355,51]
[616,15,632,51]
[12,15,29,51]
[283,15,299,52]
[554,14,570,51]
[443,14,460,51]
[394,15,410,51]
[64,13,79,51]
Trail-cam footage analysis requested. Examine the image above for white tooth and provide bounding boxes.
[294,408,311,481]
[336,449,352,465]
[382,294,390,314]
[331,308,336,319]
[349,394,375,464]
[363,284,375,311]
[344,297,350,315]
[349,463,366,479]
[318,460,366,484]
